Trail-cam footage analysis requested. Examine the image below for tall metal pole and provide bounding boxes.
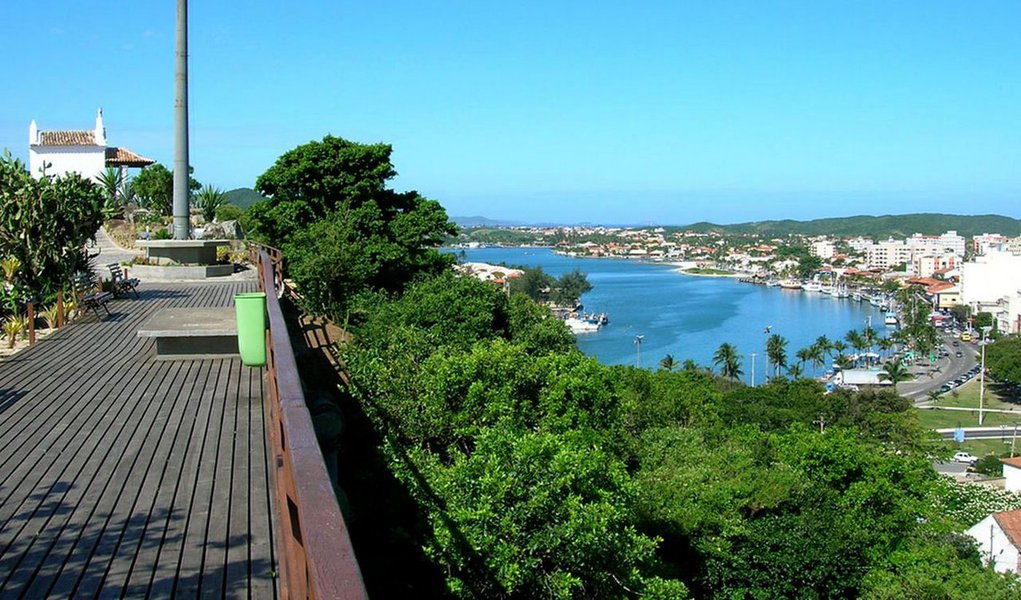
[173,0,190,239]
[750,353,756,387]
[979,326,990,426]
[634,336,644,369]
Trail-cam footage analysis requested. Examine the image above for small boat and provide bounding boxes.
[803,281,823,292]
[833,286,850,299]
[765,279,781,287]
[851,292,862,302]
[565,317,600,334]
[779,279,803,289]
[884,312,899,327]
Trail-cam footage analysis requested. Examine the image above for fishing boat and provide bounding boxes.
[565,317,600,334]
[803,281,823,292]
[833,286,850,299]
[779,279,803,289]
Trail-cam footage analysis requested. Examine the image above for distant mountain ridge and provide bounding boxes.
[456,213,1021,238]
[224,187,266,209]
[679,213,1021,238]
[452,215,524,228]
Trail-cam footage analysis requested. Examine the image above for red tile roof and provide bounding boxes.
[105,147,155,167]
[994,510,1021,551]
[1001,457,1021,469]
[36,130,98,146]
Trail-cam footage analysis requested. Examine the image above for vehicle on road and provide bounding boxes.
[953,452,978,463]
[952,340,959,347]
[956,351,963,358]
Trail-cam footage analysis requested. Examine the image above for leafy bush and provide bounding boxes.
[0,151,104,302]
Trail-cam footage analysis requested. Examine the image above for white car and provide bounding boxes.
[953,452,978,464]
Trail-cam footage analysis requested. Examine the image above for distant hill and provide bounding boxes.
[224,187,266,210]
[678,214,1021,239]
[452,215,524,228]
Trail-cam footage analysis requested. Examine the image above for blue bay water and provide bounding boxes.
[453,247,887,384]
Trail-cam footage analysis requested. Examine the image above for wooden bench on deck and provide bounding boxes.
[136,307,239,360]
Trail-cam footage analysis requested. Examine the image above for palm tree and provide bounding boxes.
[765,334,788,379]
[795,347,813,375]
[713,343,743,380]
[832,340,848,361]
[808,344,826,377]
[682,359,700,372]
[926,390,942,406]
[877,337,894,360]
[845,330,866,365]
[815,335,832,357]
[659,354,678,372]
[878,360,915,386]
[787,362,804,379]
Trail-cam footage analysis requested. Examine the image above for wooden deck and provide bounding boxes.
[0,282,277,599]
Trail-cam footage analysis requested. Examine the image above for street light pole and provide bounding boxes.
[747,351,755,389]
[979,325,991,426]
[634,335,644,369]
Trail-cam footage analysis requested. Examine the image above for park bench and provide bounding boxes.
[107,263,140,299]
[72,273,113,320]
[136,307,239,360]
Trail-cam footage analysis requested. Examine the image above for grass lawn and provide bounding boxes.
[942,437,1019,458]
[917,379,1021,430]
[929,379,1019,411]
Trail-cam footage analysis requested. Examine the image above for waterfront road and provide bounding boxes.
[898,331,980,403]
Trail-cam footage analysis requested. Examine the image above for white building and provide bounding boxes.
[906,231,966,256]
[809,240,836,260]
[28,108,153,182]
[911,251,959,279]
[960,251,1021,332]
[966,508,1021,574]
[1004,458,1021,493]
[847,237,873,253]
[865,239,913,270]
[973,233,1009,256]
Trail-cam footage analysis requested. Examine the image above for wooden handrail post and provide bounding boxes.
[27,300,35,345]
[56,291,64,329]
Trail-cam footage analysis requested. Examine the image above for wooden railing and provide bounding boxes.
[258,250,368,599]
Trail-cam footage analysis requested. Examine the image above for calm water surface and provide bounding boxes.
[453,247,886,384]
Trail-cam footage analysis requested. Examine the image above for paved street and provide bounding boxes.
[898,330,980,402]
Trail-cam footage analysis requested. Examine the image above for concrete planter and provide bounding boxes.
[131,263,234,280]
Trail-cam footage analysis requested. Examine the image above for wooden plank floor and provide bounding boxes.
[0,282,277,599]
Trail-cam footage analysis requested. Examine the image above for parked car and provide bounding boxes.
[953,452,978,463]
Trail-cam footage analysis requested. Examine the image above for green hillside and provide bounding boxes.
[680,213,1021,238]
[223,187,266,210]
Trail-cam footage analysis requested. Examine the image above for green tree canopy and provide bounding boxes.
[0,152,104,301]
[254,136,458,315]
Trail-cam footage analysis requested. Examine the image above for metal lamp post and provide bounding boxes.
[634,335,644,369]
[979,325,992,426]
[749,352,757,387]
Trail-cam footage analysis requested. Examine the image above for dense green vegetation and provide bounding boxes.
[262,138,1021,598]
[0,151,104,301]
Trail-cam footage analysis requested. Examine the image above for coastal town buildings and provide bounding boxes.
[973,233,1010,255]
[906,230,966,256]
[28,108,153,182]
[911,250,959,278]
[865,239,913,270]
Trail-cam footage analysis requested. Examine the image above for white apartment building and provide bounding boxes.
[847,237,873,253]
[973,233,1009,256]
[960,250,1021,334]
[809,240,836,260]
[865,239,913,270]
[905,230,966,256]
[911,251,958,279]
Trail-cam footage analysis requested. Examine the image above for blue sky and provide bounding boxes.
[2,2,1018,225]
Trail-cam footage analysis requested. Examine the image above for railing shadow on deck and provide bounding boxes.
[258,250,368,599]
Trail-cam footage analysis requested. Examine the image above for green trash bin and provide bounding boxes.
[235,292,267,367]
